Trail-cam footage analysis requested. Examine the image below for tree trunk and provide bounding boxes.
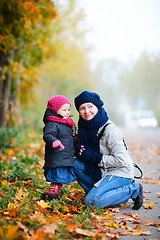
[0,50,13,128]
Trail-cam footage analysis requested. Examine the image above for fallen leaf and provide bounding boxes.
[105,221,119,229]
[143,195,149,200]
[37,200,52,209]
[28,211,47,224]
[143,202,154,209]
[109,207,120,213]
[127,224,151,236]
[115,216,142,224]
[105,232,120,238]
[66,222,78,232]
[122,212,142,220]
[69,205,80,213]
[119,203,129,207]
[46,215,60,224]
[8,208,20,217]
[7,149,15,156]
[63,205,70,212]
[1,179,8,187]
[5,225,19,240]
[142,180,160,184]
[28,227,46,240]
[43,223,58,235]
[103,214,114,221]
[144,190,152,193]
[75,227,96,237]
[144,219,160,227]
[143,176,154,179]
[7,201,19,211]
[17,222,28,233]
[15,188,29,201]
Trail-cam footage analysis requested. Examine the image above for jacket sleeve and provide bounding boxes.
[98,124,129,168]
[43,122,58,144]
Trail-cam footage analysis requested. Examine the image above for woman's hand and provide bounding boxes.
[79,145,85,156]
[79,147,103,164]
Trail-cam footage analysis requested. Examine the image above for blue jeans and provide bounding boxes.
[73,158,140,208]
[73,158,101,194]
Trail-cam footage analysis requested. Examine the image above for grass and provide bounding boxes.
[0,127,106,240]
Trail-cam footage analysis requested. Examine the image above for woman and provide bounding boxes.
[73,91,143,210]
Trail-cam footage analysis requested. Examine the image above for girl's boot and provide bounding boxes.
[48,183,63,200]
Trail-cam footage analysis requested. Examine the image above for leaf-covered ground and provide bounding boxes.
[0,128,160,240]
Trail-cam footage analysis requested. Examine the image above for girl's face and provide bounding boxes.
[57,104,71,119]
[79,102,98,121]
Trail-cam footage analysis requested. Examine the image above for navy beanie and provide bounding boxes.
[74,91,104,111]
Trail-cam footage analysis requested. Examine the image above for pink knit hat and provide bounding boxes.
[47,95,71,112]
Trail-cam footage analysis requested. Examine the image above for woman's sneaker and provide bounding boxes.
[132,183,143,210]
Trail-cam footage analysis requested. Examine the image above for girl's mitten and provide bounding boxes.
[52,140,64,149]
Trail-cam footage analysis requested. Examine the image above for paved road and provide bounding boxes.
[113,127,160,240]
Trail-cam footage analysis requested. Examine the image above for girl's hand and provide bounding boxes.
[52,140,64,149]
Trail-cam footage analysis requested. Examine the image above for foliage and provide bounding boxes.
[0,127,160,239]
[0,127,18,151]
[0,0,57,127]
[39,0,94,107]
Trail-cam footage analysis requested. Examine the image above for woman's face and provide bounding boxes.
[79,102,98,121]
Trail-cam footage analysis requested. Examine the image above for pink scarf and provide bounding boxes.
[46,116,76,128]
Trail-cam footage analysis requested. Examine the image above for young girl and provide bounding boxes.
[43,95,77,199]
[73,91,143,210]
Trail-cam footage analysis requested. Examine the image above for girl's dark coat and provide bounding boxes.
[43,108,74,170]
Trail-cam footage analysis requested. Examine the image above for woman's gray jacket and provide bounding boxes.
[96,120,134,186]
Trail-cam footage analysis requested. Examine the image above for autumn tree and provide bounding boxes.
[0,0,57,128]
[39,0,94,107]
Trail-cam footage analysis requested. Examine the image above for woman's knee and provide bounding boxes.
[84,192,99,207]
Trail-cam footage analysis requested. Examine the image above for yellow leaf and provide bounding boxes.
[7,148,15,156]
[0,226,3,238]
[37,200,52,209]
[7,202,15,211]
[15,188,29,201]
[63,205,69,212]
[29,211,47,224]
[2,179,8,187]
[46,215,60,224]
[6,225,19,240]
[105,221,119,229]
[144,202,154,209]
[7,201,19,211]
